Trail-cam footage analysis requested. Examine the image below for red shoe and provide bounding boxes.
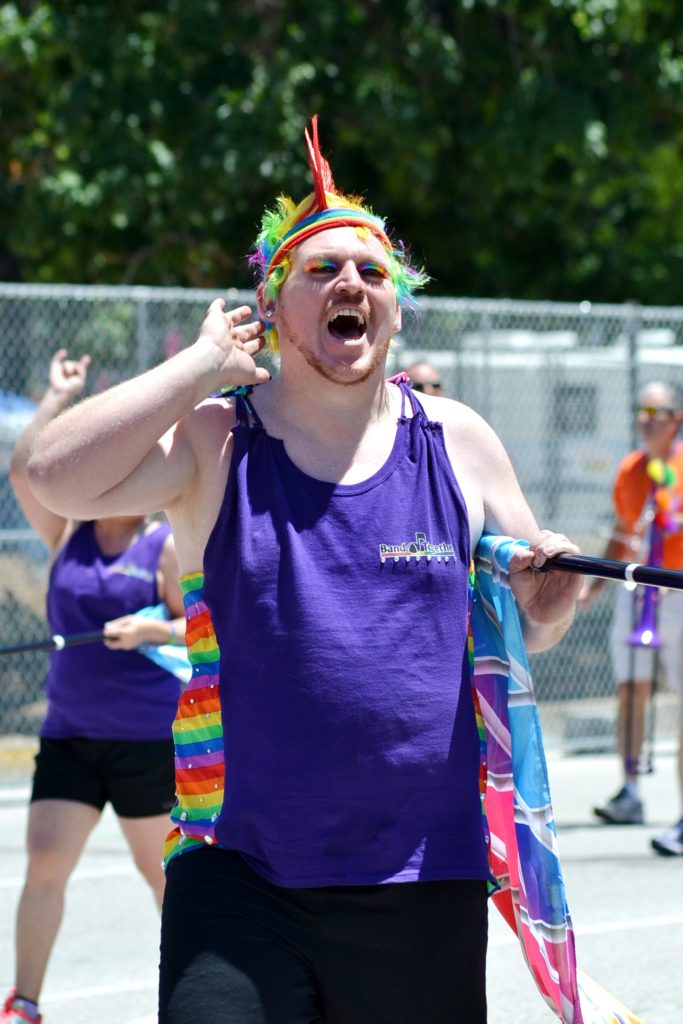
[1,990,42,1024]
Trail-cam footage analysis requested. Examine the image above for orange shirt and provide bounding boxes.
[613,444,683,569]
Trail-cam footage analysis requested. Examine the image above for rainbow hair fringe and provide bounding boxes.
[249,116,429,352]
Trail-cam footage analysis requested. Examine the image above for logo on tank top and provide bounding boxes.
[109,562,155,583]
[379,531,455,564]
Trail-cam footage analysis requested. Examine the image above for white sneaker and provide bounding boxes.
[651,819,683,856]
[594,786,644,824]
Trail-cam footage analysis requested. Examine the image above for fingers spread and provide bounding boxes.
[239,318,266,339]
[226,304,253,325]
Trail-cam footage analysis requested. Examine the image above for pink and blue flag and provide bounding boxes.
[472,535,643,1023]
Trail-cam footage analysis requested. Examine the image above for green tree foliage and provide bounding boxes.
[1,0,682,302]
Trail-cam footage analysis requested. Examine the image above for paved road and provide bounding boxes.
[1,746,681,1023]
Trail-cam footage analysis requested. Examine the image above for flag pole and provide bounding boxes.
[544,552,683,590]
[0,631,107,656]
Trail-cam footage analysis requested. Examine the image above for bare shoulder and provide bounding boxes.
[419,394,506,464]
[412,395,500,550]
[416,392,486,426]
[419,393,538,541]
[167,395,240,504]
[177,395,239,450]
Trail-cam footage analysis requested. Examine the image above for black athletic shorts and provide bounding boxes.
[31,736,176,818]
[159,847,488,1024]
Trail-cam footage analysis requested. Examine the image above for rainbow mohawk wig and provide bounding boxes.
[250,116,428,351]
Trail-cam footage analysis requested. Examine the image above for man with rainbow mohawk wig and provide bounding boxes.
[249,116,428,353]
[29,117,584,1024]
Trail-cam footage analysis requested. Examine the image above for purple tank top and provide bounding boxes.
[42,520,182,740]
[187,382,489,887]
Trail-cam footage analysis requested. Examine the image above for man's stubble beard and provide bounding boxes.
[278,307,392,387]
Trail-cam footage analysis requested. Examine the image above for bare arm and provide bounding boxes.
[441,399,582,653]
[28,301,269,521]
[9,349,91,550]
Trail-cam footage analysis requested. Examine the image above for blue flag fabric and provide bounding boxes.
[135,603,191,685]
[473,535,643,1024]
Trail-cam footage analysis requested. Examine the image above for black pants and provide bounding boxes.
[159,847,488,1024]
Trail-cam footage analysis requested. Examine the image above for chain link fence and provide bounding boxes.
[2,284,683,760]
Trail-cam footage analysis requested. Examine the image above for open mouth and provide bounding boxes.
[327,307,367,341]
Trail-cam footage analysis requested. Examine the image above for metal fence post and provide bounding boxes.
[625,301,642,452]
[480,310,492,425]
[135,289,152,375]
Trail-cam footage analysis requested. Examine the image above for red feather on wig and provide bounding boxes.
[304,115,336,211]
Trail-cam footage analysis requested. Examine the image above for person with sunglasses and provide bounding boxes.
[580,381,683,856]
[402,360,444,396]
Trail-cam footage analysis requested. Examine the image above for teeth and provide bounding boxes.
[330,308,365,325]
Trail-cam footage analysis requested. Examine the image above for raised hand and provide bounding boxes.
[197,299,270,387]
[49,348,91,400]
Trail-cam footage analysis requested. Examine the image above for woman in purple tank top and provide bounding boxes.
[29,122,583,1024]
[2,351,186,1024]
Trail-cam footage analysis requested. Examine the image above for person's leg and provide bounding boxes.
[595,681,651,823]
[669,611,683,814]
[311,877,488,1024]
[651,716,683,855]
[159,848,322,1024]
[104,739,176,909]
[595,588,654,823]
[7,738,106,1013]
[650,595,683,854]
[616,678,652,783]
[118,815,169,909]
[14,799,101,1002]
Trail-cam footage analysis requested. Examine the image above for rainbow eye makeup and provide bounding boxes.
[303,258,391,279]
[306,259,337,274]
[358,261,390,280]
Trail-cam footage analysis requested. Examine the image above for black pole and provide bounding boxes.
[0,630,107,656]
[544,553,683,590]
